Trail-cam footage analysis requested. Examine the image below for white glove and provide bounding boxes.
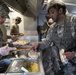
[0,44,16,56]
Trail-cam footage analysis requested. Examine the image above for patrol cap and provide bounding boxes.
[0,1,10,18]
[47,1,66,14]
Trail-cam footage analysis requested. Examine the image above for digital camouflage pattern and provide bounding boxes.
[10,24,19,35]
[38,15,76,75]
[0,1,9,18]
[0,29,3,47]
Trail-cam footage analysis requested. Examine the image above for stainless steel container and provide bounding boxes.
[6,52,45,75]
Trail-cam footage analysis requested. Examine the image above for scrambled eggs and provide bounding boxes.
[26,62,38,72]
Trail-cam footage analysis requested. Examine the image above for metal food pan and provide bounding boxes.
[6,52,45,75]
[6,59,40,73]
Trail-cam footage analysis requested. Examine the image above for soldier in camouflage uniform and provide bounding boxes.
[0,1,16,73]
[10,17,23,35]
[0,1,16,45]
[30,1,76,75]
[0,1,9,46]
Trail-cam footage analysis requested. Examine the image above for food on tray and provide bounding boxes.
[26,62,38,72]
[28,51,39,58]
[19,55,27,58]
[18,41,28,45]
[13,40,30,45]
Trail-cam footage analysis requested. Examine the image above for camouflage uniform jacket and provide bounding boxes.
[0,28,3,47]
[0,24,7,42]
[38,15,76,75]
[0,28,3,59]
[10,24,19,35]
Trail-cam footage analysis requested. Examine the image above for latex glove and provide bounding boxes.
[29,42,39,52]
[63,52,75,60]
[0,44,16,56]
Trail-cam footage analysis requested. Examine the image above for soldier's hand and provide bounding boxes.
[63,52,75,60]
[0,44,16,56]
[29,42,39,52]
